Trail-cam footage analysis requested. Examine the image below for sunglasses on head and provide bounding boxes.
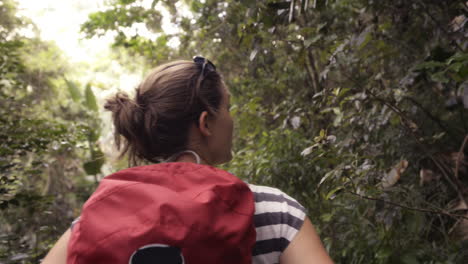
[193,56,216,77]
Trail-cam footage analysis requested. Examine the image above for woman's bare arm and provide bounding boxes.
[41,229,70,264]
[280,217,334,264]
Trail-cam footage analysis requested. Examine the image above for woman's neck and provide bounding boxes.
[172,150,207,164]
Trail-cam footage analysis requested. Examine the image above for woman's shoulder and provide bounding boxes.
[246,183,306,214]
[246,183,308,263]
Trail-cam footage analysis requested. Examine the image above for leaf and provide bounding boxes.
[319,129,326,138]
[356,25,373,49]
[325,186,344,200]
[449,199,468,212]
[301,145,315,156]
[88,129,100,142]
[318,170,335,188]
[333,110,343,126]
[304,35,321,48]
[249,49,258,61]
[448,62,463,72]
[326,135,336,143]
[446,52,468,64]
[430,72,449,83]
[290,116,301,129]
[321,213,333,222]
[432,132,446,140]
[118,0,138,4]
[151,0,159,9]
[64,78,81,102]
[83,157,104,175]
[382,160,408,188]
[358,33,372,50]
[84,83,99,112]
[413,61,445,71]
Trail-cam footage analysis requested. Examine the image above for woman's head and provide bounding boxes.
[104,58,233,166]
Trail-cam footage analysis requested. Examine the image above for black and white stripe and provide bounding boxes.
[248,184,307,264]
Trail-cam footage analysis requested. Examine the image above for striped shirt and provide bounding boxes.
[248,184,307,264]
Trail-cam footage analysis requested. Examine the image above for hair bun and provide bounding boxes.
[104,92,135,113]
[105,92,143,156]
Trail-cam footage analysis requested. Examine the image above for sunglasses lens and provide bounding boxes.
[193,56,206,65]
[205,60,216,72]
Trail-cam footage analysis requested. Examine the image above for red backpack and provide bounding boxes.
[67,162,256,264]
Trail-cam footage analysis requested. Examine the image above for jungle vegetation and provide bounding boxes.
[1,0,468,263]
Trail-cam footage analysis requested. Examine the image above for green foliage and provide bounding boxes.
[82,5,162,36]
[0,2,102,262]
[80,0,169,64]
[1,0,463,262]
[82,0,468,262]
[84,83,99,112]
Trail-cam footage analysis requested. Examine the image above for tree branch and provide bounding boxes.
[403,96,461,137]
[415,0,464,52]
[455,135,468,180]
[367,89,468,207]
[347,191,468,220]
[306,49,321,93]
[339,69,468,208]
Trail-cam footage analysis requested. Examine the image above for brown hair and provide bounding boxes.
[104,60,224,165]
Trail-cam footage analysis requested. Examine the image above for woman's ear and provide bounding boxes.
[198,111,212,136]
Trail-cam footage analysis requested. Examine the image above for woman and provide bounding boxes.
[42,57,333,264]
